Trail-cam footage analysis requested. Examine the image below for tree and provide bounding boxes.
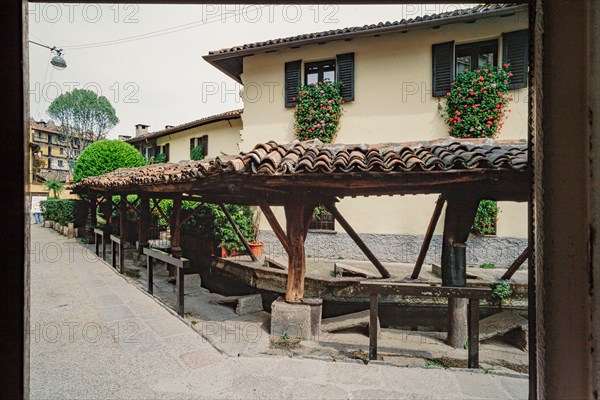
[73,140,145,182]
[47,89,119,172]
[43,178,65,199]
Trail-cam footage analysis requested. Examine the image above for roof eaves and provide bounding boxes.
[203,4,527,67]
[126,109,243,144]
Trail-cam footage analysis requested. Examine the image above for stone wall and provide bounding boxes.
[259,231,528,268]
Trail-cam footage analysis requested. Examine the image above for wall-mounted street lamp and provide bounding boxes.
[29,40,67,70]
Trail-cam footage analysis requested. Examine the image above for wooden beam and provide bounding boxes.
[258,201,291,255]
[138,194,150,255]
[170,197,182,258]
[218,203,258,262]
[411,194,445,279]
[178,203,203,228]
[151,198,170,225]
[283,199,310,302]
[325,202,392,279]
[501,246,530,280]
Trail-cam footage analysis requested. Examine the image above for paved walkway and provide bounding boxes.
[30,224,528,399]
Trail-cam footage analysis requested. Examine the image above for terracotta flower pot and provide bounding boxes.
[248,241,263,257]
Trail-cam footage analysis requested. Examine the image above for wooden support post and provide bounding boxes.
[325,202,391,279]
[176,266,184,317]
[100,198,112,256]
[119,197,127,273]
[147,255,153,295]
[441,193,480,348]
[111,239,117,270]
[411,195,445,279]
[170,197,182,258]
[90,192,98,229]
[138,194,150,255]
[501,246,530,280]
[468,298,480,368]
[284,199,310,303]
[369,292,379,361]
[219,203,258,262]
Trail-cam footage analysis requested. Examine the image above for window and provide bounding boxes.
[284,53,355,108]
[432,29,528,96]
[309,209,335,231]
[59,147,64,155]
[190,136,208,158]
[455,39,498,74]
[305,59,336,85]
[57,160,64,168]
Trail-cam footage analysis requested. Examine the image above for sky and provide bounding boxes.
[28,3,470,139]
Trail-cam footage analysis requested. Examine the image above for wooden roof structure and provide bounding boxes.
[74,138,529,307]
[71,138,529,204]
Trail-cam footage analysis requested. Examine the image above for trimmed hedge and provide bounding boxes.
[73,139,146,182]
[41,199,87,226]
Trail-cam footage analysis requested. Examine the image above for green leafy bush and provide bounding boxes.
[153,153,167,164]
[492,280,513,302]
[40,199,86,226]
[191,145,205,161]
[148,200,255,253]
[73,139,145,182]
[471,200,499,236]
[442,65,513,139]
[480,263,496,269]
[294,81,344,143]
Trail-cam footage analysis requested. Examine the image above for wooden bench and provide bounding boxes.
[94,228,105,259]
[358,281,493,368]
[110,234,124,273]
[143,247,201,317]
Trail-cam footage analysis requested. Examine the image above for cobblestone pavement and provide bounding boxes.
[30,224,528,399]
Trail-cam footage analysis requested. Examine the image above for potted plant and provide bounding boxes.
[248,208,264,257]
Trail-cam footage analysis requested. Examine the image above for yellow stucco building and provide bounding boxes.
[200,4,529,265]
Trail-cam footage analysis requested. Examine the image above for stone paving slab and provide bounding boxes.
[31,225,528,399]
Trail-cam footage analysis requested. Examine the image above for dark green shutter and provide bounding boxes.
[284,60,301,108]
[336,53,355,102]
[200,135,208,156]
[432,41,454,97]
[164,143,170,162]
[503,29,528,89]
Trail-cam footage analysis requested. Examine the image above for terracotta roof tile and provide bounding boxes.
[206,4,524,57]
[74,138,527,191]
[127,109,243,143]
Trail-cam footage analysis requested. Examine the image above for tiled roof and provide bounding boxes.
[31,123,96,142]
[74,138,527,190]
[206,4,525,57]
[127,109,243,144]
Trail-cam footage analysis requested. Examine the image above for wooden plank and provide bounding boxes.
[468,299,480,368]
[219,203,258,262]
[358,281,492,299]
[334,262,377,278]
[411,194,445,279]
[501,246,530,280]
[369,293,378,361]
[142,247,189,269]
[258,201,291,255]
[325,202,391,278]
